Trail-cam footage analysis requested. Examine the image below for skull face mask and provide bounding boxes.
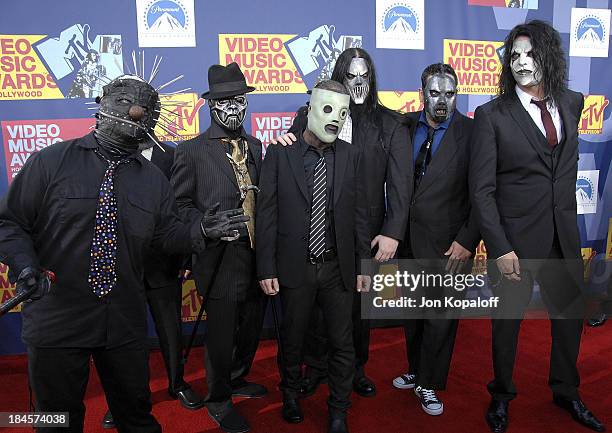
[510,36,542,88]
[307,88,350,143]
[95,75,160,153]
[209,94,248,131]
[343,57,370,105]
[423,73,457,124]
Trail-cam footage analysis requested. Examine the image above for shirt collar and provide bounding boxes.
[418,110,453,130]
[208,121,248,140]
[299,130,336,155]
[515,84,555,111]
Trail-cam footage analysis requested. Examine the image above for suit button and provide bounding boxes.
[301,236,307,240]
[410,199,416,205]
[554,205,558,211]
[304,208,309,213]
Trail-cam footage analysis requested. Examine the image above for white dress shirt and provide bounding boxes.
[515,84,563,143]
[141,146,153,161]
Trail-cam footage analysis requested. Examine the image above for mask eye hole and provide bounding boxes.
[234,96,246,104]
[430,90,440,97]
[340,109,347,119]
[511,52,520,61]
[323,105,333,114]
[118,97,131,104]
[346,73,355,80]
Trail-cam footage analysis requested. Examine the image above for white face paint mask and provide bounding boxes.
[510,37,542,88]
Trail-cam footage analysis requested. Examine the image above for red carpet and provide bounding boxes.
[1,320,611,433]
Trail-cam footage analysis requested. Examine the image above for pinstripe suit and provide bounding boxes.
[170,122,266,412]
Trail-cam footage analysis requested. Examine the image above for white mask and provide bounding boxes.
[510,37,542,88]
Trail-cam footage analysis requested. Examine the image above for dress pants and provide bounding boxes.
[28,342,160,433]
[145,279,187,393]
[488,234,584,401]
[279,259,354,417]
[303,277,371,380]
[402,259,462,390]
[199,241,265,413]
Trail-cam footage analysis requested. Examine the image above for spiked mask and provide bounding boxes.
[95,75,160,152]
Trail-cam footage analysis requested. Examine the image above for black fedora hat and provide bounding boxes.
[201,62,256,99]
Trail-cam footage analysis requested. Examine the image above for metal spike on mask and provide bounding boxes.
[146,130,166,152]
[156,74,185,92]
[132,51,139,79]
[159,87,191,96]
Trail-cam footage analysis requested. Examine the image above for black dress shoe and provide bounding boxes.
[353,376,376,397]
[328,417,349,433]
[207,406,250,433]
[588,312,607,327]
[300,371,327,398]
[169,387,206,410]
[553,395,606,432]
[231,379,268,398]
[101,410,115,429]
[282,398,304,424]
[485,399,509,433]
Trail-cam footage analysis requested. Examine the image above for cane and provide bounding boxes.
[269,294,285,369]
[182,295,206,365]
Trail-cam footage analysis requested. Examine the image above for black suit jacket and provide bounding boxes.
[289,106,411,240]
[469,89,584,263]
[256,136,370,290]
[398,111,480,259]
[171,124,262,298]
[143,142,181,288]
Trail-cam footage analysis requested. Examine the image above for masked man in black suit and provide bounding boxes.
[470,20,604,433]
[390,63,480,417]
[171,63,267,433]
[257,80,371,433]
[274,48,411,398]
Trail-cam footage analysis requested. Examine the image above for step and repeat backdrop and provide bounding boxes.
[0,0,611,354]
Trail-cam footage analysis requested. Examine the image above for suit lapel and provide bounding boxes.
[205,133,239,188]
[333,141,348,206]
[415,114,462,197]
[285,142,309,201]
[247,138,261,184]
[507,94,552,169]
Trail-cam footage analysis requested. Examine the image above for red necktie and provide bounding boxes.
[531,99,558,147]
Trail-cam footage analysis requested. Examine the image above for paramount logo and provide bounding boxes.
[150,12,184,31]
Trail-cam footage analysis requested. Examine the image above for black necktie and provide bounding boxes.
[414,126,435,191]
[309,155,327,258]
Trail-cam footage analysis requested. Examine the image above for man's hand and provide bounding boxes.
[259,278,279,296]
[496,251,521,281]
[371,235,399,262]
[444,241,473,274]
[15,267,43,301]
[200,202,250,240]
[356,275,371,293]
[270,132,297,147]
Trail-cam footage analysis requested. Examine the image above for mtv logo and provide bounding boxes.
[580,95,609,135]
[286,25,362,87]
[35,24,94,80]
[378,91,422,113]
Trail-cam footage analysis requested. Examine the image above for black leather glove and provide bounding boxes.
[15,267,44,301]
[200,202,250,240]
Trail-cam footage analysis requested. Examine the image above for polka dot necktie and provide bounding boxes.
[88,150,130,298]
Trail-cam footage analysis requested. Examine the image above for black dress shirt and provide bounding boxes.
[299,132,335,250]
[0,132,205,348]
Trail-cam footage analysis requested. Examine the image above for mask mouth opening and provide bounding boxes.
[324,124,339,135]
[350,84,369,103]
[434,106,448,117]
[515,69,533,76]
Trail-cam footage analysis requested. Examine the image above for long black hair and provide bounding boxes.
[498,20,568,103]
[330,48,393,133]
